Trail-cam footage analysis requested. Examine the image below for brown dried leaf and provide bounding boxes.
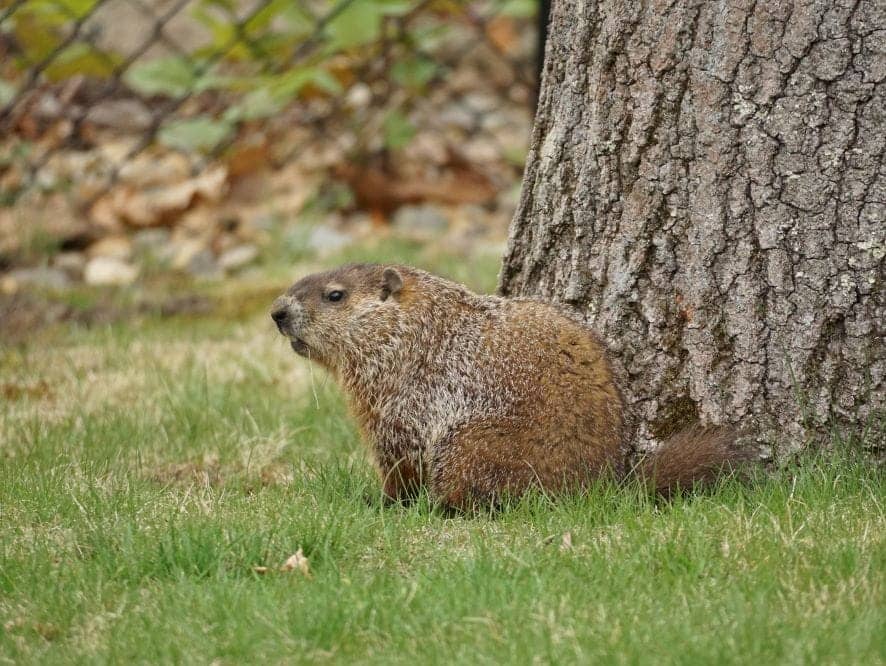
[335,160,496,216]
[281,548,311,577]
[94,165,229,228]
[485,16,521,54]
[560,531,573,551]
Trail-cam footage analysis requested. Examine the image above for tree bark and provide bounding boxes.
[501,0,884,454]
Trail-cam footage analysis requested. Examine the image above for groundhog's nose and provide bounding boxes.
[270,296,292,327]
[271,307,289,325]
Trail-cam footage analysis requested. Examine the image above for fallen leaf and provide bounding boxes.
[226,137,271,180]
[485,16,521,54]
[281,548,311,577]
[93,165,229,227]
[560,532,573,551]
[334,158,496,216]
[252,566,269,574]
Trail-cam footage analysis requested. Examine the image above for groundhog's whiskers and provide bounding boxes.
[307,348,320,410]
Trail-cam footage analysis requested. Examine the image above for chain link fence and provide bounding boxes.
[0,0,539,229]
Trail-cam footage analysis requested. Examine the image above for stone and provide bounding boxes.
[462,92,500,113]
[83,257,138,286]
[307,226,353,255]
[35,93,62,120]
[85,98,153,131]
[437,103,476,130]
[0,276,17,295]
[392,205,449,237]
[132,228,171,255]
[345,83,372,108]
[87,236,132,261]
[52,252,87,278]
[5,267,71,291]
[169,238,207,270]
[117,151,191,188]
[218,244,259,272]
[186,250,223,280]
[249,214,279,233]
[461,138,500,164]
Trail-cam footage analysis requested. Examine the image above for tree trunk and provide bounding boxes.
[501,0,884,455]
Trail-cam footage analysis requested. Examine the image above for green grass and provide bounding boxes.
[1,248,884,664]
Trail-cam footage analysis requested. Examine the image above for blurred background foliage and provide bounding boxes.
[0,0,540,340]
[3,0,535,152]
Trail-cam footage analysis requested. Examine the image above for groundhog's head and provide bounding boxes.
[270,263,406,370]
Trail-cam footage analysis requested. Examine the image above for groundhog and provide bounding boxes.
[271,263,749,510]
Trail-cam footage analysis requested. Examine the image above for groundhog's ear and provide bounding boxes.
[381,268,403,301]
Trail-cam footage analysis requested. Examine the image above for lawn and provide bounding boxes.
[1,241,883,665]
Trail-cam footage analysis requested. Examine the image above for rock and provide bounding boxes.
[85,98,153,132]
[497,183,522,213]
[461,138,500,164]
[169,238,207,270]
[35,93,62,120]
[52,252,87,278]
[345,83,372,108]
[87,236,132,261]
[104,166,228,227]
[307,226,353,255]
[462,92,499,113]
[249,213,279,233]
[186,250,222,280]
[218,244,259,272]
[437,103,477,131]
[132,228,171,255]
[84,257,138,286]
[212,231,239,255]
[392,204,449,237]
[480,109,510,130]
[117,151,191,188]
[403,132,449,165]
[156,295,213,317]
[0,276,17,295]
[5,267,71,291]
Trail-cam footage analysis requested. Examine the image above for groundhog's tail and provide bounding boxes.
[632,425,754,497]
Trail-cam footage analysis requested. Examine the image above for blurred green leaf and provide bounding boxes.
[242,0,291,33]
[391,56,437,90]
[327,1,383,49]
[45,43,118,80]
[196,0,238,13]
[273,68,320,100]
[194,73,254,93]
[308,69,344,95]
[17,0,98,20]
[499,0,538,17]
[383,111,415,150]
[275,4,317,40]
[0,80,16,107]
[10,17,62,62]
[371,0,416,16]
[190,6,239,57]
[159,117,232,152]
[223,66,343,123]
[125,57,199,97]
[405,22,451,51]
[224,87,282,123]
[54,0,99,18]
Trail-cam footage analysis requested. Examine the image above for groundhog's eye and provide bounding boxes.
[326,290,345,303]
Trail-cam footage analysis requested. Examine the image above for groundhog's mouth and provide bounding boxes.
[290,338,310,357]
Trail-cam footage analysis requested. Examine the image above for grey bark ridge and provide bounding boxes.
[501,0,884,455]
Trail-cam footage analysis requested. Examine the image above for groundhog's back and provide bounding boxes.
[432,298,628,501]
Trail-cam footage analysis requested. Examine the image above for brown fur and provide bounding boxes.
[634,425,752,498]
[271,264,752,511]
